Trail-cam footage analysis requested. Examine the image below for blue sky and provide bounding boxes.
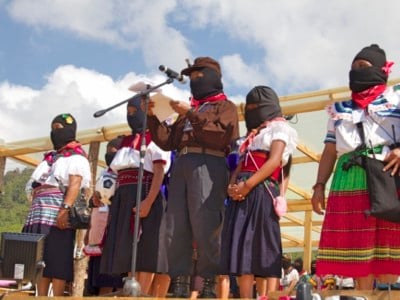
[1,0,400,144]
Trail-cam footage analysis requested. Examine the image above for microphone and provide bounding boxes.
[159,65,186,83]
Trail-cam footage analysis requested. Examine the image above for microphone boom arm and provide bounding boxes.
[93,77,174,118]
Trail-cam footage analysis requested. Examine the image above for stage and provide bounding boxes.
[2,290,400,300]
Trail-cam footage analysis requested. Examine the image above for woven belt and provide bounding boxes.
[179,146,225,158]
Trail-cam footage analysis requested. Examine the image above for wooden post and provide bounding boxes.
[0,156,6,194]
[303,210,313,273]
[71,141,100,296]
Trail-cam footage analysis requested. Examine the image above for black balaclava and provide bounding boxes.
[50,113,77,150]
[244,86,282,132]
[190,67,223,100]
[349,44,388,92]
[105,136,123,166]
[127,97,146,135]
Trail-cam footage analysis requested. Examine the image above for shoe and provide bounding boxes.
[199,277,216,298]
[171,275,190,298]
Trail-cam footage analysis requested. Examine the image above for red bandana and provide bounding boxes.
[190,92,227,109]
[352,84,387,109]
[44,141,87,165]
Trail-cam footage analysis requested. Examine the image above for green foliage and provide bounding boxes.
[0,168,33,233]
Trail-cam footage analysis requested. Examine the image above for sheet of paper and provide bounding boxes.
[151,93,177,122]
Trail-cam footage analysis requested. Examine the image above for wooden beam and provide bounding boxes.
[9,155,40,167]
[296,143,321,162]
[88,141,100,185]
[0,156,5,193]
[303,210,313,272]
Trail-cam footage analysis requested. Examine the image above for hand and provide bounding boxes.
[91,191,103,207]
[311,186,325,215]
[132,198,153,218]
[228,181,251,201]
[170,100,191,115]
[56,209,71,230]
[383,147,400,176]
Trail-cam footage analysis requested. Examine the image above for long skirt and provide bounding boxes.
[100,171,165,275]
[317,152,400,277]
[22,186,75,281]
[220,172,282,278]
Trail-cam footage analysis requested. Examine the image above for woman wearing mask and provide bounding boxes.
[221,86,298,298]
[100,96,171,295]
[23,113,91,296]
[312,44,400,289]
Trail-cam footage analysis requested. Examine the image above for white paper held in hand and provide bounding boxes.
[151,93,178,122]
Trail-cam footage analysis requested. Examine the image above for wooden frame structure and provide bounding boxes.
[1,79,400,272]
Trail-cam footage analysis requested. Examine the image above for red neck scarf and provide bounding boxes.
[44,141,87,165]
[352,84,387,109]
[190,92,227,109]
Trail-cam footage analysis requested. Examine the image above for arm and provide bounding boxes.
[311,142,337,215]
[133,162,165,218]
[187,101,239,150]
[227,157,243,199]
[232,140,285,200]
[56,174,82,229]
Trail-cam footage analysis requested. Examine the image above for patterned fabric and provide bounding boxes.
[22,186,63,234]
[324,84,400,156]
[316,152,400,277]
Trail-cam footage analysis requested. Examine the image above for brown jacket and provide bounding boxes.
[147,100,239,154]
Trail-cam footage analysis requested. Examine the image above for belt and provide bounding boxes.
[179,146,225,158]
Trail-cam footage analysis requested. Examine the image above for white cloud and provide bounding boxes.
[7,0,400,95]
[0,65,189,143]
[6,0,192,70]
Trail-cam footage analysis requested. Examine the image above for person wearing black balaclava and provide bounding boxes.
[22,113,91,296]
[219,86,297,298]
[312,44,400,290]
[100,94,171,296]
[146,57,239,298]
[83,136,126,295]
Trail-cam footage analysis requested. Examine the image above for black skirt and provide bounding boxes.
[220,172,282,278]
[100,182,165,275]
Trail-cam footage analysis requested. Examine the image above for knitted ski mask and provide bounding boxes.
[349,44,388,92]
[105,136,123,166]
[244,86,282,132]
[50,113,77,150]
[189,67,223,100]
[181,57,223,100]
[127,97,146,135]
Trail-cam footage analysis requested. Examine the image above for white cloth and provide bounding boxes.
[281,268,300,288]
[325,85,400,158]
[30,154,91,188]
[247,120,298,165]
[95,169,117,205]
[111,140,171,173]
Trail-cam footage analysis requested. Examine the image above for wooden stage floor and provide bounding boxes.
[2,289,400,300]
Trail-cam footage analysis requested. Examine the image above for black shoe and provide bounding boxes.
[199,277,216,298]
[170,275,190,298]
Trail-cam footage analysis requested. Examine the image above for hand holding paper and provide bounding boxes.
[150,93,178,122]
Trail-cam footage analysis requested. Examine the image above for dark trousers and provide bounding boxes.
[165,153,229,278]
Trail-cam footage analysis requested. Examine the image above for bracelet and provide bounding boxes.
[61,203,71,210]
[312,182,326,190]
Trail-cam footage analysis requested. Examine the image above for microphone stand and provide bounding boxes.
[93,77,174,297]
[93,78,174,118]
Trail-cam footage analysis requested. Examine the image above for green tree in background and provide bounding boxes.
[0,168,33,232]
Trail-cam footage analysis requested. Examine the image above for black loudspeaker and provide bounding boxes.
[0,232,46,284]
